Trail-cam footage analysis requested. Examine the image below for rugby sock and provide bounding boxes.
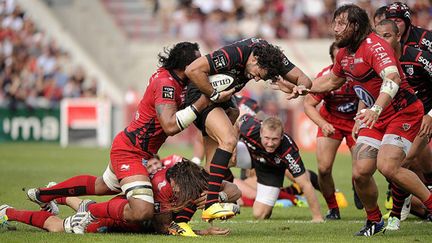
[54,197,67,205]
[422,193,432,214]
[278,190,296,202]
[174,204,197,223]
[241,195,254,207]
[324,194,339,209]
[6,208,53,229]
[38,175,97,202]
[366,206,382,222]
[225,169,234,183]
[88,197,128,221]
[205,148,232,209]
[390,182,410,219]
[308,170,320,191]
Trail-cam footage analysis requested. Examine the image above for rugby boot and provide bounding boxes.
[77,199,96,213]
[25,188,59,215]
[168,221,198,237]
[325,208,341,220]
[0,205,16,231]
[400,194,412,221]
[202,203,235,222]
[63,211,96,234]
[384,216,400,231]
[354,219,384,236]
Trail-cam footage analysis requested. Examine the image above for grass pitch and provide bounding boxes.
[0,143,430,242]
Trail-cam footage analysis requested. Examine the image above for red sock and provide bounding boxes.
[241,195,254,207]
[422,193,432,214]
[278,190,296,202]
[54,197,67,205]
[324,193,339,210]
[366,206,382,222]
[38,175,97,202]
[6,208,53,230]
[88,197,127,221]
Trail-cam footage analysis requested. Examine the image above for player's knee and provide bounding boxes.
[318,165,332,177]
[253,209,272,220]
[219,135,237,151]
[128,202,154,221]
[377,163,397,181]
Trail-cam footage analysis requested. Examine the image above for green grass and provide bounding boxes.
[0,143,430,242]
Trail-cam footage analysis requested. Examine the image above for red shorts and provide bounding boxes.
[358,100,423,144]
[109,132,152,180]
[317,109,356,148]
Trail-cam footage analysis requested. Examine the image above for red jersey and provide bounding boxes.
[123,68,186,155]
[151,167,174,214]
[312,64,358,120]
[332,33,418,121]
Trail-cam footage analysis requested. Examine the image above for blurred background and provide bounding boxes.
[0,0,431,151]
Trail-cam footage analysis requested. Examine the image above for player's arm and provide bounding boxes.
[418,50,432,137]
[309,71,346,93]
[194,180,242,209]
[355,66,400,128]
[282,66,313,89]
[156,95,209,135]
[185,56,234,103]
[304,94,336,137]
[352,100,367,140]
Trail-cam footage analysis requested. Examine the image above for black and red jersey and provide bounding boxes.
[405,25,432,53]
[123,68,186,155]
[205,38,295,92]
[238,114,300,171]
[400,45,432,113]
[332,32,417,120]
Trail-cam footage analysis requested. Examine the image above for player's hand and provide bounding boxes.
[269,76,295,93]
[216,88,235,103]
[194,192,207,209]
[196,226,231,236]
[352,119,361,141]
[418,114,432,138]
[321,123,335,136]
[354,108,379,129]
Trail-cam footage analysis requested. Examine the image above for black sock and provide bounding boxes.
[175,203,197,223]
[390,182,410,219]
[205,148,232,209]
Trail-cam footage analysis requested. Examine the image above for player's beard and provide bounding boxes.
[335,27,354,49]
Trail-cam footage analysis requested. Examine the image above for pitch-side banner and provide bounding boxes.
[0,107,60,142]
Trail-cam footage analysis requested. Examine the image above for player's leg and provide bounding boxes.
[1,205,63,232]
[316,136,342,219]
[253,183,280,219]
[202,107,237,220]
[294,171,324,222]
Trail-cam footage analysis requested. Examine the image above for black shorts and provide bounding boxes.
[184,83,237,136]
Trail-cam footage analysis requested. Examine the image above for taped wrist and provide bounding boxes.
[379,67,399,98]
[218,191,228,202]
[370,104,383,116]
[209,89,220,102]
[175,105,199,130]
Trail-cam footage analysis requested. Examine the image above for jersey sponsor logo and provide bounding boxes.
[120,164,130,171]
[371,42,392,66]
[354,58,364,64]
[162,86,175,99]
[404,65,414,76]
[285,153,301,173]
[353,85,375,108]
[282,57,290,66]
[421,38,432,51]
[212,54,228,70]
[418,56,432,77]
[154,202,160,213]
[157,180,167,191]
[337,102,357,113]
[275,157,281,164]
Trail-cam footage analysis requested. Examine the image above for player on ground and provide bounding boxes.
[376,19,432,231]
[184,37,312,222]
[1,159,241,236]
[309,4,432,236]
[304,42,358,219]
[24,42,210,232]
[235,115,323,222]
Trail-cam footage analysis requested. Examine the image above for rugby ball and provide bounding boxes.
[208,73,237,92]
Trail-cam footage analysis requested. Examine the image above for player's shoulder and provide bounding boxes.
[150,68,178,86]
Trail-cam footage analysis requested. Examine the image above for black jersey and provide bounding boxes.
[206,37,296,92]
[400,45,432,113]
[238,114,305,177]
[405,25,432,53]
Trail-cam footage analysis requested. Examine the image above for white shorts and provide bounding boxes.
[255,182,280,206]
[236,141,252,169]
[102,165,122,193]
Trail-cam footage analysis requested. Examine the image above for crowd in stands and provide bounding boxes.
[0,0,97,110]
[157,0,432,49]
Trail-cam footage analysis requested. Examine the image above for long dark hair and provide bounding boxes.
[253,44,286,81]
[165,159,209,210]
[333,4,372,53]
[158,42,200,71]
